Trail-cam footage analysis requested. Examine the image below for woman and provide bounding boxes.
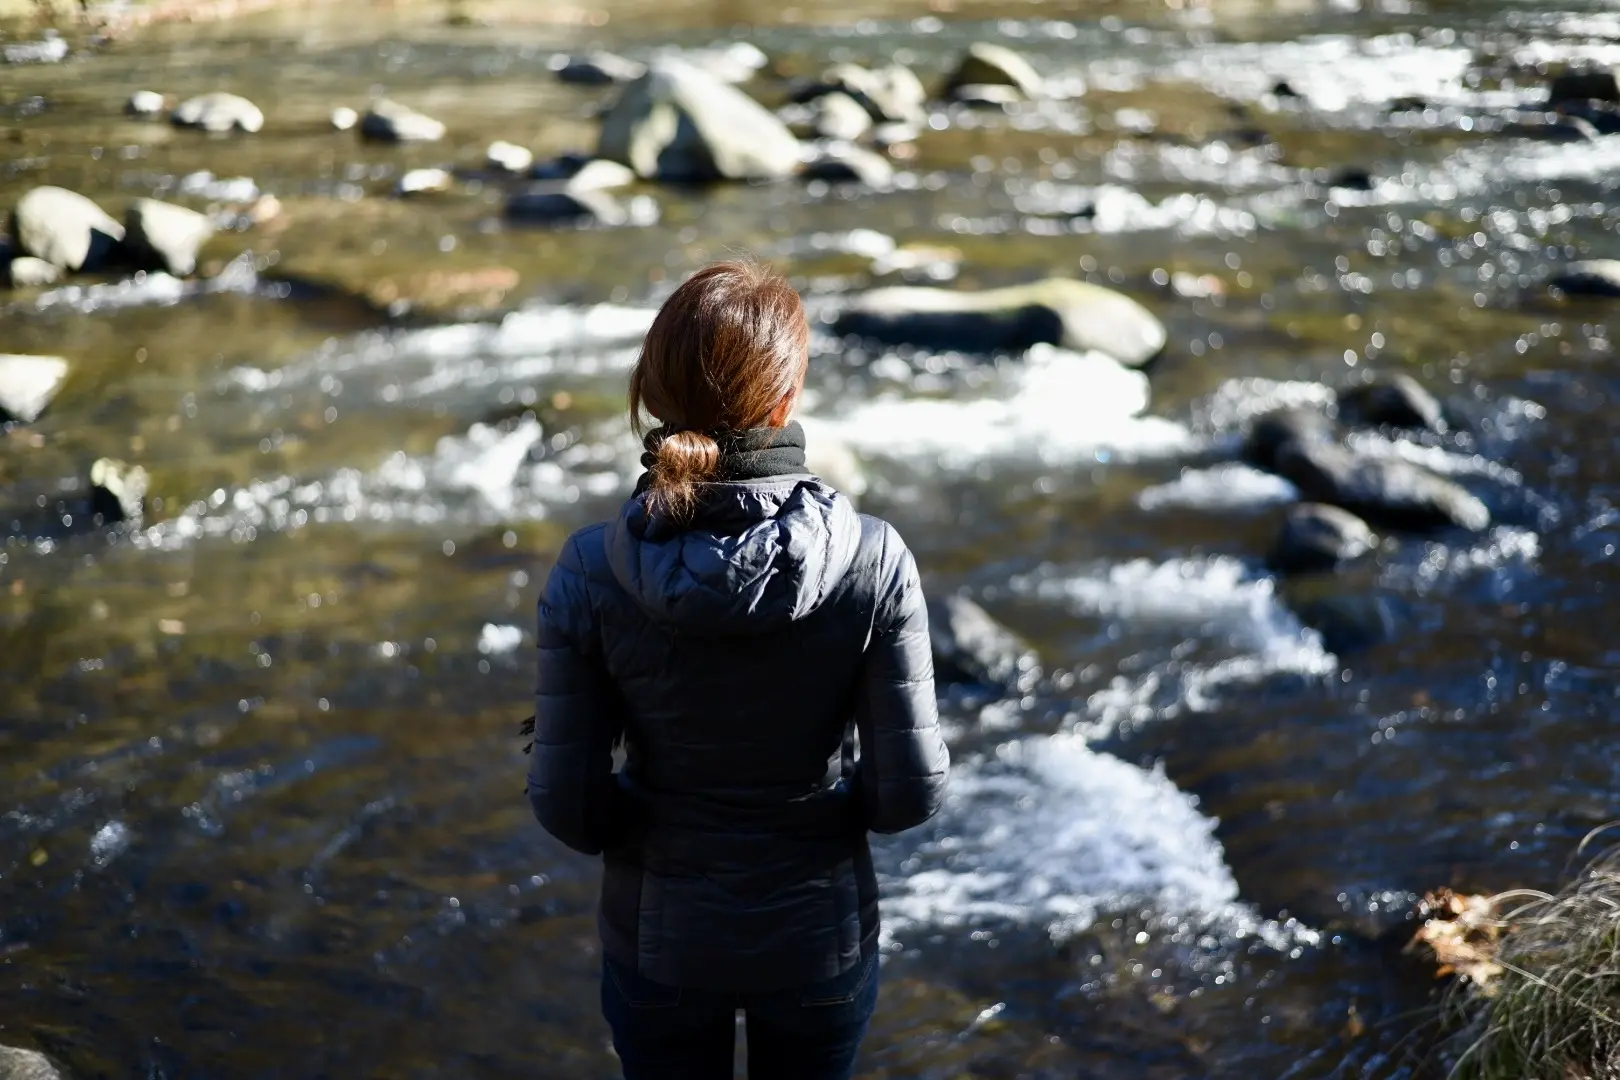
[526,260,949,1080]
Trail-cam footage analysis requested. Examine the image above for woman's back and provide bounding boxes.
[526,260,947,1079]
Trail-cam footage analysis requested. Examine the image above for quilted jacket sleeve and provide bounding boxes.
[527,532,629,855]
[853,528,949,834]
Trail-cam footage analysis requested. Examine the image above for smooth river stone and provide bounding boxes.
[926,594,1037,692]
[125,199,214,276]
[171,92,263,133]
[597,59,802,181]
[0,354,69,423]
[944,43,1045,101]
[1271,439,1490,533]
[11,186,124,272]
[1269,503,1378,575]
[834,278,1167,366]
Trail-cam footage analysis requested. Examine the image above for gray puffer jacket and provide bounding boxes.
[527,473,948,992]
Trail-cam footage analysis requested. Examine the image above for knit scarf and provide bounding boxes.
[633,421,808,495]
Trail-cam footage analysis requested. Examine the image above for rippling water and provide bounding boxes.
[3,1,1619,1076]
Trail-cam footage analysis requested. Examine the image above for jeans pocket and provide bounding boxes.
[604,958,683,1010]
[798,951,878,1008]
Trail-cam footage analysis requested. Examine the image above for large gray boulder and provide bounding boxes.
[360,99,445,143]
[11,187,124,272]
[1272,439,1490,533]
[171,92,263,133]
[944,43,1045,101]
[1269,503,1377,575]
[124,199,214,276]
[834,279,1166,365]
[1551,260,1620,297]
[0,354,69,423]
[927,594,1037,692]
[1337,373,1446,434]
[0,1046,65,1080]
[597,59,802,181]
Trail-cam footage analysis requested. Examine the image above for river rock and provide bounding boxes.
[486,140,535,173]
[11,186,125,272]
[834,279,1166,365]
[396,168,454,196]
[330,106,358,131]
[597,59,802,181]
[0,354,68,423]
[8,257,60,287]
[90,458,148,525]
[802,142,894,189]
[1551,260,1620,297]
[1286,577,1404,654]
[1549,69,1620,105]
[505,184,629,226]
[1271,439,1490,532]
[125,89,165,117]
[0,1046,65,1080]
[531,151,593,180]
[807,62,928,124]
[171,92,263,133]
[1242,408,1335,471]
[948,84,1025,110]
[944,43,1045,101]
[926,594,1037,692]
[360,99,445,143]
[564,158,636,192]
[1269,503,1377,575]
[553,51,646,85]
[1337,373,1446,434]
[124,199,214,277]
[813,92,872,141]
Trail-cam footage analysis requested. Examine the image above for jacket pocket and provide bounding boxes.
[604,958,683,1010]
[799,950,878,1007]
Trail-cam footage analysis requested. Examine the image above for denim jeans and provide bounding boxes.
[600,951,879,1080]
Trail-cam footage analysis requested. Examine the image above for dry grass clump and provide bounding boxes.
[1432,838,1620,1080]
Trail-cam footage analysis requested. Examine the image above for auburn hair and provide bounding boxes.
[629,260,809,523]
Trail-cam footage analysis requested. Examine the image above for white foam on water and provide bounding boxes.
[1015,557,1336,735]
[878,733,1295,946]
[813,345,1194,468]
[1166,34,1480,111]
[1013,183,1260,236]
[1193,378,1337,438]
[89,821,130,867]
[33,272,187,313]
[225,303,657,395]
[1137,463,1299,512]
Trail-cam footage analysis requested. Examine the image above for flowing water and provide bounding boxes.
[2,0,1618,1076]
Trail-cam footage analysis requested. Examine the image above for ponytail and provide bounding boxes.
[643,427,721,523]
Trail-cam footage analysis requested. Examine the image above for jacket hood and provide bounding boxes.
[604,476,862,634]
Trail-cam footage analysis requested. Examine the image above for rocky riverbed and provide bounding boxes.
[2,1,1619,1077]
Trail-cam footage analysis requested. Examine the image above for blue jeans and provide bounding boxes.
[600,951,879,1080]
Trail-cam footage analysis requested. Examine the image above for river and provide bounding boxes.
[2,0,1617,1076]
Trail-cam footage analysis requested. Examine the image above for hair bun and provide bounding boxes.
[649,429,720,520]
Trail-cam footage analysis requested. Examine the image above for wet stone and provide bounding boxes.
[0,1046,66,1080]
[1243,408,1335,472]
[948,83,1025,110]
[1551,260,1620,298]
[564,159,636,193]
[1271,439,1490,533]
[486,141,534,173]
[0,354,69,424]
[552,50,646,86]
[944,43,1045,102]
[812,92,872,141]
[125,90,165,117]
[124,199,214,277]
[90,458,148,526]
[171,92,263,134]
[396,168,454,196]
[505,185,629,226]
[927,594,1037,693]
[1269,503,1378,575]
[598,59,801,181]
[806,62,927,124]
[330,106,358,131]
[835,278,1166,366]
[11,186,124,272]
[360,100,446,143]
[1327,166,1375,192]
[1337,374,1447,435]
[802,142,894,189]
[8,256,60,288]
[1548,68,1620,105]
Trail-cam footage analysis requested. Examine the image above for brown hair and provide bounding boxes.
[629,260,810,523]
